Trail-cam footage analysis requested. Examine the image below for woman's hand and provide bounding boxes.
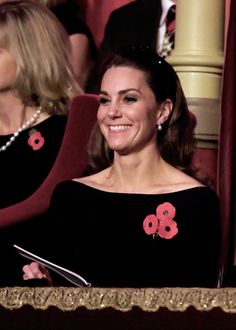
[22,262,52,284]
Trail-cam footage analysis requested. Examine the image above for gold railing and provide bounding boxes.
[1,287,236,313]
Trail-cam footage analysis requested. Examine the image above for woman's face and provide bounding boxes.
[0,48,17,92]
[97,65,161,154]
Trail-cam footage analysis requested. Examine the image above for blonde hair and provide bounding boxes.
[0,0,81,114]
[33,0,66,8]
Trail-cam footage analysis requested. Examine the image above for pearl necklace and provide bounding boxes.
[0,106,42,152]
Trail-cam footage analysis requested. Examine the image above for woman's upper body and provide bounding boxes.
[0,115,67,208]
[30,179,220,288]
[0,0,82,286]
[0,93,98,287]
[23,47,221,288]
[0,0,81,209]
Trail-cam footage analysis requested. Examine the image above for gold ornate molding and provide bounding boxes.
[1,287,236,313]
[167,0,224,148]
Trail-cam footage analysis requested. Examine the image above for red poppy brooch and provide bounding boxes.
[28,129,45,150]
[143,202,178,239]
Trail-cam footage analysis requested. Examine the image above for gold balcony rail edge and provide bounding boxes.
[0,287,236,313]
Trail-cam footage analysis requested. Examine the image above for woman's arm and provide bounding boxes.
[70,33,95,90]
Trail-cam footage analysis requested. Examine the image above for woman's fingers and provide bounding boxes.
[22,262,46,280]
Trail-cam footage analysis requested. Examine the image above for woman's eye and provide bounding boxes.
[124,96,137,103]
[99,97,110,105]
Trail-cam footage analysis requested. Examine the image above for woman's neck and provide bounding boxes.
[103,151,170,193]
[0,93,48,135]
[78,147,201,194]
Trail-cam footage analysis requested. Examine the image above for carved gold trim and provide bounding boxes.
[0,287,236,313]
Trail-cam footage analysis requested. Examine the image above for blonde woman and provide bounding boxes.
[0,0,82,286]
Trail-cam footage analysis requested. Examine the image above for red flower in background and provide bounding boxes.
[28,129,45,150]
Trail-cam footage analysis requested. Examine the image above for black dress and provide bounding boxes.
[0,115,67,286]
[0,115,67,208]
[40,180,221,288]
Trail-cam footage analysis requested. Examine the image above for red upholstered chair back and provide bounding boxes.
[0,94,99,228]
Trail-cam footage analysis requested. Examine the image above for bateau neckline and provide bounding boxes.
[69,180,208,196]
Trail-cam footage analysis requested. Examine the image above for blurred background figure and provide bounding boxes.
[87,0,176,92]
[35,0,98,90]
[99,0,176,59]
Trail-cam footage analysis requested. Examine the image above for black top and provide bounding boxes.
[51,3,97,61]
[41,180,221,288]
[0,115,67,286]
[0,115,67,208]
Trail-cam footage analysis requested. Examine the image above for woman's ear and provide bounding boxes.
[156,99,173,126]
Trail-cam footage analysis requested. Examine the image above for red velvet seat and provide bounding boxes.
[0,94,99,228]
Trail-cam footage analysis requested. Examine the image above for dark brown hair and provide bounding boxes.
[88,47,197,177]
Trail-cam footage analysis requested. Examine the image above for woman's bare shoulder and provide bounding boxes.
[174,171,204,188]
[73,169,109,188]
[155,166,205,194]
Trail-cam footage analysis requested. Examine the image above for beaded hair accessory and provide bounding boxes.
[122,45,166,63]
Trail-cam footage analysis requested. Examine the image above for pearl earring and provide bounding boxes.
[158,124,162,131]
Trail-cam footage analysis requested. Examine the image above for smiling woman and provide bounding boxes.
[97,65,171,155]
[22,47,221,289]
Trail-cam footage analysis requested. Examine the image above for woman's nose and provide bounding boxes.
[107,102,122,118]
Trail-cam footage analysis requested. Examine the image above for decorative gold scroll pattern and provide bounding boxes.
[0,287,236,313]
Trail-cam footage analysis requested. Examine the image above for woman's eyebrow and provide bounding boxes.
[99,90,108,95]
[99,88,140,95]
